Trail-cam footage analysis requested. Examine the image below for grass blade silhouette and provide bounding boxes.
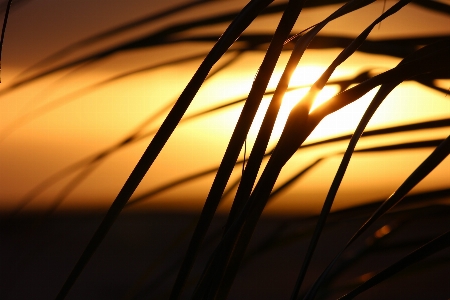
[170,0,308,297]
[13,0,212,79]
[303,135,450,299]
[339,230,450,299]
[194,2,422,297]
[0,0,287,97]
[55,0,274,297]
[298,35,450,300]
[0,0,12,82]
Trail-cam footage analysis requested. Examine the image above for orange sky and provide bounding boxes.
[1,0,449,215]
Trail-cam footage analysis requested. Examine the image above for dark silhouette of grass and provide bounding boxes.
[132,189,450,299]
[1,0,450,299]
[0,0,12,82]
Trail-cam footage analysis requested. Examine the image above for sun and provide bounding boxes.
[247,65,342,147]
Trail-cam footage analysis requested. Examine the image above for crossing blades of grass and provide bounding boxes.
[194,2,424,298]
[170,1,308,298]
[338,230,450,299]
[298,39,450,298]
[303,135,450,299]
[55,0,274,297]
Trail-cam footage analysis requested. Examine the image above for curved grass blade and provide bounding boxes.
[0,0,12,83]
[13,0,212,79]
[303,136,450,299]
[314,208,448,299]
[194,34,450,60]
[415,72,450,95]
[0,0,28,9]
[170,1,308,298]
[3,50,242,293]
[0,0,288,97]
[11,90,447,219]
[128,136,446,211]
[301,118,450,149]
[126,164,241,208]
[268,158,324,200]
[122,219,200,300]
[228,0,380,214]
[354,139,446,152]
[3,0,449,94]
[318,221,403,298]
[338,230,450,299]
[17,0,317,80]
[197,2,428,297]
[54,0,274,297]
[133,188,450,299]
[308,35,450,59]
[225,0,381,234]
[125,176,242,299]
[224,43,450,300]
[13,67,426,203]
[17,0,416,79]
[268,137,447,210]
[7,84,442,290]
[6,53,247,216]
[295,28,412,300]
[192,1,417,297]
[348,135,450,245]
[0,49,243,143]
[8,50,242,217]
[299,34,450,300]
[307,39,450,134]
[412,0,450,15]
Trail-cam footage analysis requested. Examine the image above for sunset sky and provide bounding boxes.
[1,0,449,215]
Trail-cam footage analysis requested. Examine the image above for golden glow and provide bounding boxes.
[267,84,340,144]
[374,225,392,238]
[289,65,326,86]
[1,2,449,214]
[307,87,380,141]
[244,65,343,148]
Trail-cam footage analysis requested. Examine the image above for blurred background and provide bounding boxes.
[0,0,449,299]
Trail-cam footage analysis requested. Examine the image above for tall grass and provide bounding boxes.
[1,0,449,299]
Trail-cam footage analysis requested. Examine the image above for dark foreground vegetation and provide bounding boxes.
[1,0,449,299]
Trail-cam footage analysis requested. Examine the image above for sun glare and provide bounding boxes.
[290,65,328,86]
[268,84,340,143]
[248,64,342,147]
